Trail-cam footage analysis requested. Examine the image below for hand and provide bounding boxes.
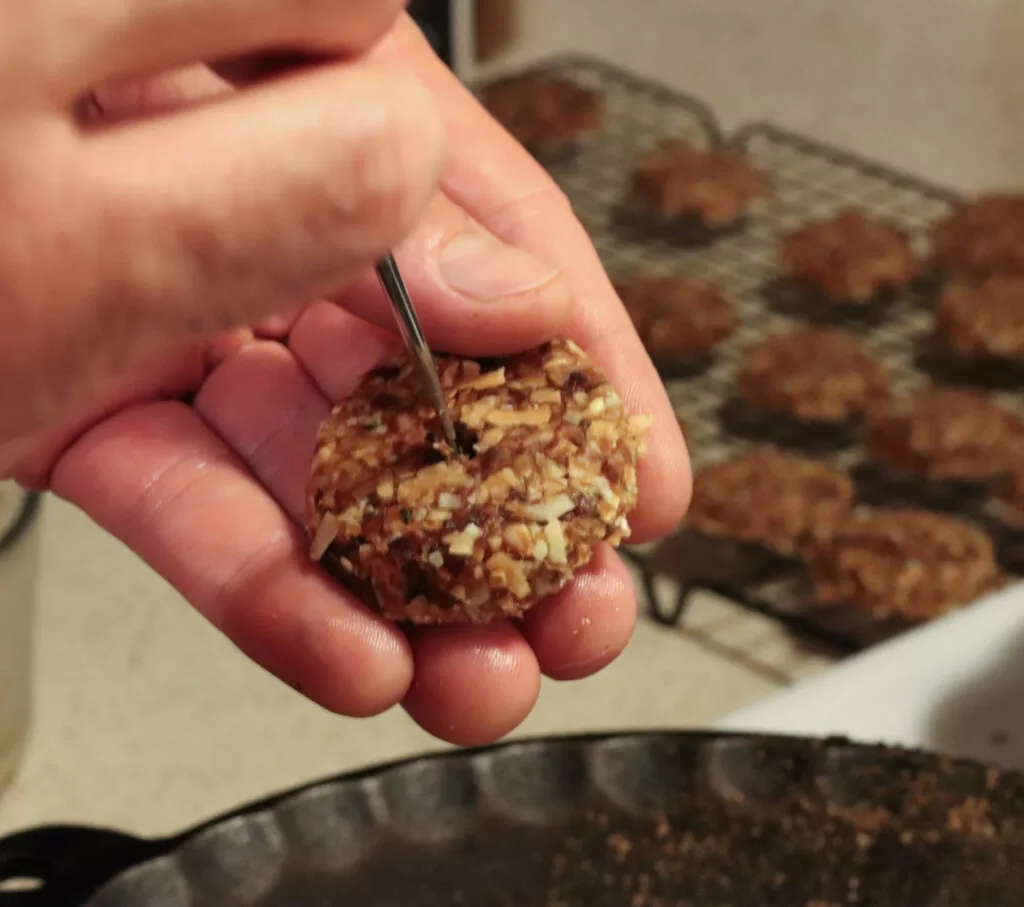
[1,8,691,745]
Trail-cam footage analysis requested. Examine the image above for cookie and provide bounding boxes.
[780,209,919,302]
[481,71,603,150]
[865,386,1024,481]
[809,507,1002,621]
[307,340,650,624]
[629,139,769,227]
[738,327,890,423]
[931,193,1024,279]
[613,274,738,360]
[935,276,1024,360]
[687,447,856,556]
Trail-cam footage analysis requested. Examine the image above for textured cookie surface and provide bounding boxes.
[307,340,649,624]
[687,447,855,556]
[614,274,738,359]
[865,386,1024,481]
[932,194,1024,279]
[629,139,768,226]
[482,72,603,149]
[780,209,919,302]
[738,327,890,423]
[809,508,1002,621]
[936,276,1024,359]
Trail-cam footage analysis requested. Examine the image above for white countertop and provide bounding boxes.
[717,580,1024,772]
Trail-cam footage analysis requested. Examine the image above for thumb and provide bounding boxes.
[0,61,443,440]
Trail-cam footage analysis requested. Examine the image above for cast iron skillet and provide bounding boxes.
[2,731,1024,906]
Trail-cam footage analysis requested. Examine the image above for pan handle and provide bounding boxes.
[0,825,159,907]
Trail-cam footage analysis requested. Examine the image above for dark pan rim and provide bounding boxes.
[3,729,1023,907]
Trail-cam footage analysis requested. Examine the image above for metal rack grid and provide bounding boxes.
[477,55,1024,654]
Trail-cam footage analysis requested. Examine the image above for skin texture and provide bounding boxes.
[0,6,690,746]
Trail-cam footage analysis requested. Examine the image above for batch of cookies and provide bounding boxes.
[483,67,1024,628]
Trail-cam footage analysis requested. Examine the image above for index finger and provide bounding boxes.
[373,19,691,542]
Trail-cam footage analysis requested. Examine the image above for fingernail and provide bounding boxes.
[438,232,561,302]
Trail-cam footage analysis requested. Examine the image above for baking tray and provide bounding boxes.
[477,56,1024,653]
[4,731,1024,906]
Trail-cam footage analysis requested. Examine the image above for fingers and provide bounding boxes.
[289,302,402,401]
[81,61,443,329]
[28,0,406,97]
[376,19,691,542]
[520,545,637,681]
[88,65,233,123]
[331,193,574,356]
[1,61,443,441]
[402,624,541,746]
[192,337,545,745]
[1,345,207,490]
[50,402,415,717]
[193,342,328,524]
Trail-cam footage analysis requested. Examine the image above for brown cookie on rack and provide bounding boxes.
[780,209,920,302]
[613,274,738,360]
[865,386,1024,481]
[809,507,1003,621]
[935,276,1024,359]
[686,447,856,556]
[931,193,1024,279]
[481,71,603,150]
[738,327,890,423]
[306,340,650,625]
[629,139,769,228]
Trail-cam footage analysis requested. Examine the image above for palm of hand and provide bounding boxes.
[2,21,690,746]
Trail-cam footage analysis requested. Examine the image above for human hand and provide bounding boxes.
[1,8,690,745]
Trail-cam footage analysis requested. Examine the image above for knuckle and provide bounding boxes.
[318,69,445,258]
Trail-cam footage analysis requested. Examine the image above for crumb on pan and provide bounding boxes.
[306,340,650,625]
[686,447,855,556]
[809,507,1003,621]
[738,327,890,423]
[935,276,1024,360]
[780,209,919,302]
[932,193,1024,280]
[865,385,1024,481]
[629,139,769,227]
[613,274,738,359]
[481,71,603,149]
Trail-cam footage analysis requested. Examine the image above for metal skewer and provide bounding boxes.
[375,254,458,449]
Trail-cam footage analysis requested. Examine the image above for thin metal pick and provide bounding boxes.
[375,254,458,449]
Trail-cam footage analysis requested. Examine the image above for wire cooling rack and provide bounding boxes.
[477,55,1024,654]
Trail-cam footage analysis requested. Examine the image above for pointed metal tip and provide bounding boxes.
[375,255,459,451]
